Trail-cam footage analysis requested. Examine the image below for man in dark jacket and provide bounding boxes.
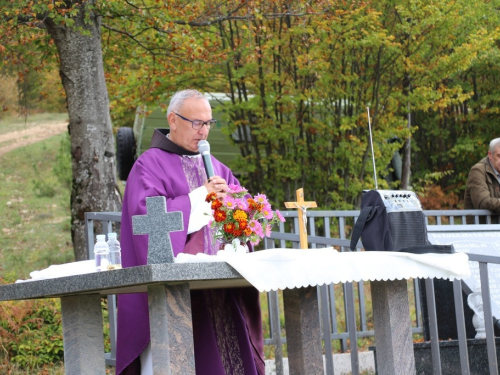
[464,137,500,222]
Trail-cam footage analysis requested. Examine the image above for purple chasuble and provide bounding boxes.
[116,129,264,375]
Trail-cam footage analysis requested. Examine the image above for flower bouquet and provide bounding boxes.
[206,184,286,254]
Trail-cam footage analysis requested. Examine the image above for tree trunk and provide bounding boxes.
[401,105,412,190]
[45,5,122,261]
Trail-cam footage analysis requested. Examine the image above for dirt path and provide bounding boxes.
[0,121,68,158]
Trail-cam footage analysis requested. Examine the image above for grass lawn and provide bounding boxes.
[0,114,72,374]
[0,132,74,282]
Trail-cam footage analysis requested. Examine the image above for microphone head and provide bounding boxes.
[198,140,210,154]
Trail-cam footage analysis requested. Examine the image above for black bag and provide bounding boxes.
[349,190,453,254]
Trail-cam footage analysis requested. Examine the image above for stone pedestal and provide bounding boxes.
[61,294,106,375]
[283,286,323,375]
[148,283,195,374]
[371,279,416,375]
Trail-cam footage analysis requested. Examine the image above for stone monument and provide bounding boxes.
[132,195,184,264]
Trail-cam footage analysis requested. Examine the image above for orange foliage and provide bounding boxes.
[418,185,459,210]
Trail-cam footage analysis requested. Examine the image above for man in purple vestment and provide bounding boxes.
[116,89,265,375]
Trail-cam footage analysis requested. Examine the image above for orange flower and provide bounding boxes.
[233,209,248,221]
[247,198,258,210]
[211,199,222,210]
[214,209,227,222]
[205,192,217,202]
[238,220,248,230]
[244,227,252,236]
[233,229,243,237]
[248,199,263,212]
[224,222,235,233]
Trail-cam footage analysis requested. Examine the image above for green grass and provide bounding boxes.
[0,113,68,135]
[0,129,73,282]
[0,116,74,373]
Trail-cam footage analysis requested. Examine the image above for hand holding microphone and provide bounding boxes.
[198,140,215,179]
[198,140,228,197]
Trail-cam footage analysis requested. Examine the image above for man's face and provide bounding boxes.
[488,145,500,173]
[168,97,212,152]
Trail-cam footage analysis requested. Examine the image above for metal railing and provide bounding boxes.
[84,212,121,367]
[421,253,500,375]
[85,209,499,373]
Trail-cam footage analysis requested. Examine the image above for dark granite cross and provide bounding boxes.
[132,196,184,264]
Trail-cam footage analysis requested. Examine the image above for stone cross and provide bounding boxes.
[132,196,184,264]
[284,188,317,249]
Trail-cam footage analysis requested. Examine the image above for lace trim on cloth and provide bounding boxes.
[205,290,245,374]
[175,248,471,293]
[179,155,219,255]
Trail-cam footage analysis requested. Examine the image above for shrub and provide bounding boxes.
[0,298,64,369]
[0,277,112,371]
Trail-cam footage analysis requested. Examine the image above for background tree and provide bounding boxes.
[1,0,122,260]
[0,0,259,259]
[201,0,498,208]
[2,0,499,255]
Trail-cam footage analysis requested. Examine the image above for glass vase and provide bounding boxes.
[219,238,249,255]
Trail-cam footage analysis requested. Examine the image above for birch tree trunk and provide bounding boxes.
[44,3,122,261]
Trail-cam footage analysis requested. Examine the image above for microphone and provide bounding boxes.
[198,140,215,179]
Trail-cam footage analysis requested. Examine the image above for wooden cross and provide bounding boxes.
[284,188,317,249]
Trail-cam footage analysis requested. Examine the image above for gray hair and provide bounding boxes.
[166,89,208,117]
[490,138,500,152]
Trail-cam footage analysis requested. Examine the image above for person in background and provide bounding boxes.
[116,89,264,375]
[464,137,500,222]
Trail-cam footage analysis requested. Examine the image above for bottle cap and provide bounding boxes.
[108,232,117,239]
[96,234,106,241]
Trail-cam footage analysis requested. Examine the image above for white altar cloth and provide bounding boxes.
[175,248,471,292]
[16,248,470,292]
[15,260,96,283]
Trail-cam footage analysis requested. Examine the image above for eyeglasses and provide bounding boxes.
[174,112,217,130]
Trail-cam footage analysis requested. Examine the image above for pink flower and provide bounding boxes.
[228,184,246,194]
[265,224,272,237]
[250,238,260,246]
[249,219,264,238]
[275,209,285,223]
[235,198,248,211]
[254,193,269,206]
[223,195,237,210]
[261,204,274,220]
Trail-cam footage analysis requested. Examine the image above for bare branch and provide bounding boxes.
[101,22,193,61]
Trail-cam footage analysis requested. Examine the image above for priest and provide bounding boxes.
[116,89,265,374]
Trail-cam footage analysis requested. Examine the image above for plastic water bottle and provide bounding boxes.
[94,234,110,272]
[107,232,122,270]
